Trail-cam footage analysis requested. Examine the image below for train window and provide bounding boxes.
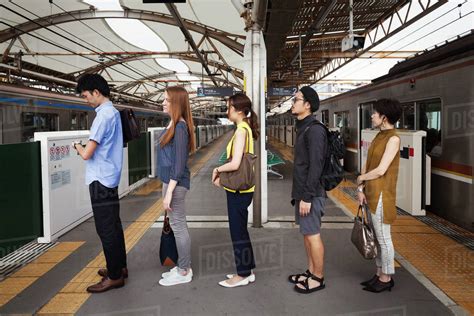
[359,103,373,130]
[334,111,349,128]
[140,118,147,132]
[71,112,88,130]
[398,103,415,129]
[321,110,329,126]
[147,117,155,128]
[418,99,442,156]
[21,112,59,142]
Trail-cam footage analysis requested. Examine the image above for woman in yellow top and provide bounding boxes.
[357,98,402,293]
[212,93,259,288]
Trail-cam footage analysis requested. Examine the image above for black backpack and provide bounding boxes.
[120,108,141,144]
[303,121,345,191]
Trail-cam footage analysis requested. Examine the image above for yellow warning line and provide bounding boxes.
[37,133,230,315]
[0,242,84,308]
[132,178,162,196]
[270,138,474,314]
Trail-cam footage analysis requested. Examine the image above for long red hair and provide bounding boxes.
[160,86,196,153]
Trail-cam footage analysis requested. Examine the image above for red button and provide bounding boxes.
[409,148,414,157]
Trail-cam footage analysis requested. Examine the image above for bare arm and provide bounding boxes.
[75,140,98,160]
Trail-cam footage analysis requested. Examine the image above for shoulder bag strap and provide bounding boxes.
[229,126,249,158]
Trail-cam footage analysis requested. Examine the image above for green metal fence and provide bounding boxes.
[0,142,43,258]
[128,132,151,185]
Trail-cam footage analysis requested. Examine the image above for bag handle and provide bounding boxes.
[357,204,374,230]
[163,211,172,234]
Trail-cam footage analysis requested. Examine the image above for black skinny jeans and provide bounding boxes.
[89,181,127,280]
[226,191,256,277]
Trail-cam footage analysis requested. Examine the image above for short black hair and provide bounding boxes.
[76,73,110,97]
[373,98,402,125]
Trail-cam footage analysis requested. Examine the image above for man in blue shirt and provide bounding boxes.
[73,74,127,293]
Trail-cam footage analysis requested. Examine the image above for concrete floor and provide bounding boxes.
[0,135,455,315]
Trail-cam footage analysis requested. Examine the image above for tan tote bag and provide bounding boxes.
[219,127,257,191]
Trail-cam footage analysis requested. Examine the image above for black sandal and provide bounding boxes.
[288,270,311,284]
[294,273,325,294]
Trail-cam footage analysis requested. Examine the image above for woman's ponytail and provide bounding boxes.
[244,109,259,140]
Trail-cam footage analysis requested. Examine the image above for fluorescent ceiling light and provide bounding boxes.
[83,0,123,11]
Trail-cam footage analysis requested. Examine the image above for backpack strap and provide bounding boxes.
[302,120,327,150]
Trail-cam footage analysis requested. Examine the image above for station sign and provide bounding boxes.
[197,87,234,97]
[268,87,298,96]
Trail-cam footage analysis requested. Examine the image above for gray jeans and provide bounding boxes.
[370,193,395,275]
[162,183,191,270]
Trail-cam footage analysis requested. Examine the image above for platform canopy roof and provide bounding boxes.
[0,0,448,110]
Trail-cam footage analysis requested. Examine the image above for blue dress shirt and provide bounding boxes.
[86,101,123,188]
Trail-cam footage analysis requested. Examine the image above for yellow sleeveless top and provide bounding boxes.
[223,121,255,193]
[365,128,400,224]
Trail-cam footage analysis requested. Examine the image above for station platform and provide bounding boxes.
[0,132,471,315]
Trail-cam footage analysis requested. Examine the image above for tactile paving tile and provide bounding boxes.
[0,241,83,308]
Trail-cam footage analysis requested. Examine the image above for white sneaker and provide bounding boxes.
[218,276,251,288]
[161,266,178,279]
[159,269,193,286]
[226,273,256,283]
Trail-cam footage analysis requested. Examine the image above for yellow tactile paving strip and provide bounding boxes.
[132,178,162,196]
[0,242,84,308]
[37,133,231,315]
[269,137,474,314]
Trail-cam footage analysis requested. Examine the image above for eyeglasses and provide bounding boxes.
[292,97,305,105]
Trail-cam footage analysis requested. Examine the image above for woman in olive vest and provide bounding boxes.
[356,99,402,293]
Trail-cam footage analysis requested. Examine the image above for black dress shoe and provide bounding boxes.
[87,277,125,293]
[360,274,378,286]
[363,278,394,293]
[97,267,128,279]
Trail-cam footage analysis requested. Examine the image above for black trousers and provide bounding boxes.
[226,191,256,277]
[89,181,127,280]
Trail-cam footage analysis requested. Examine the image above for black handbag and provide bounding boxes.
[351,204,378,260]
[159,212,178,266]
[119,108,141,144]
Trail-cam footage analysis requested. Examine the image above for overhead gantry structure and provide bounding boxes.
[0,0,449,112]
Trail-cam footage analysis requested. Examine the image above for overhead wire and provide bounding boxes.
[2,2,159,95]
[332,1,469,80]
[273,1,469,108]
[50,1,166,84]
[7,1,152,83]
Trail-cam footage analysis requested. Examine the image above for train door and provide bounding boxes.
[71,111,88,130]
[358,103,373,172]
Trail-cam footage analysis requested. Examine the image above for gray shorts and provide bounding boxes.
[294,197,326,235]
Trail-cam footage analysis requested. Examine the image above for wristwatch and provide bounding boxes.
[357,186,364,193]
